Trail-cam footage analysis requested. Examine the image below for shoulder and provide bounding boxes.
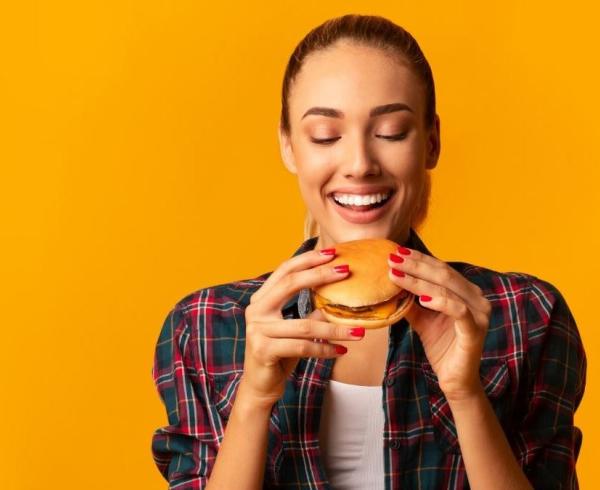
[448,259,567,311]
[173,270,272,320]
[448,260,586,407]
[157,271,273,375]
[446,260,582,354]
[447,259,532,295]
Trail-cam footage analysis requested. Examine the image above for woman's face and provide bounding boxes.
[279,40,440,247]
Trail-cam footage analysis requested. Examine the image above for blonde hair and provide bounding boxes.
[303,171,432,241]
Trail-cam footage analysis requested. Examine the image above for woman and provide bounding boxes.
[151,14,586,489]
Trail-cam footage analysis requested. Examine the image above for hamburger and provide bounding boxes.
[311,238,415,328]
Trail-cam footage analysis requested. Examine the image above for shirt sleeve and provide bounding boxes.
[513,277,587,489]
[151,303,221,489]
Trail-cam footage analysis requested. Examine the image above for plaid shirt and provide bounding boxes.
[151,229,586,489]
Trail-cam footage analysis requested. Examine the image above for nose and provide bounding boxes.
[342,136,381,179]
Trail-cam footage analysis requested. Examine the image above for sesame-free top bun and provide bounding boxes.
[311,238,414,329]
[315,238,403,306]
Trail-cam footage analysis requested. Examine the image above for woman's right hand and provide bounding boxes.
[239,247,365,408]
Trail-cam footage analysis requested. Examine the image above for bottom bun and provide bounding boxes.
[319,294,415,329]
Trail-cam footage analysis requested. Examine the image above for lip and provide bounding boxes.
[328,189,396,224]
[328,185,394,196]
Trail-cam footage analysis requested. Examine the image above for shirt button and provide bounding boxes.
[385,377,395,387]
[389,439,401,449]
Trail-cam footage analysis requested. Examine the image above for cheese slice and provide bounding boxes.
[312,291,407,320]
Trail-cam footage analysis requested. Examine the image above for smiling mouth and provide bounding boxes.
[329,191,395,212]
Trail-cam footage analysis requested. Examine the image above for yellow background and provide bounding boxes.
[1,1,598,488]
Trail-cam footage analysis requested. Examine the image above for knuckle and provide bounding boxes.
[457,302,469,317]
[441,292,451,308]
[295,342,310,357]
[410,258,421,272]
[252,338,269,359]
[335,325,347,338]
[475,312,489,330]
[278,263,293,279]
[245,303,258,320]
[483,299,492,315]
[282,272,296,290]
[317,265,330,280]
[440,267,453,283]
[298,320,312,336]
[246,320,257,336]
[321,342,333,357]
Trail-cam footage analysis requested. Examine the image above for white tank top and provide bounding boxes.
[318,379,385,489]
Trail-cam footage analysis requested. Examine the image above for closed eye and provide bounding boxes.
[376,133,408,141]
[310,137,341,145]
[310,133,407,145]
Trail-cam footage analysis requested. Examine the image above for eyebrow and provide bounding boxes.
[301,102,413,120]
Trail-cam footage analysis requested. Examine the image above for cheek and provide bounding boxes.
[380,138,426,173]
[294,148,335,192]
[295,163,329,206]
[295,143,330,168]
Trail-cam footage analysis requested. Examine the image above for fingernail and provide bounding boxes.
[389,253,404,263]
[319,248,336,255]
[349,327,365,337]
[334,264,350,273]
[335,345,348,354]
[391,268,405,277]
[420,295,432,302]
[397,246,411,255]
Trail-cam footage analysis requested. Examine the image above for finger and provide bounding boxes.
[388,267,464,313]
[418,294,483,344]
[260,337,348,361]
[389,268,485,337]
[388,250,486,314]
[250,248,337,306]
[256,318,365,342]
[253,262,351,315]
[390,268,491,331]
[307,309,329,343]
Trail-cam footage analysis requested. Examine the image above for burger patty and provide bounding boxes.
[313,289,410,319]
[327,289,409,311]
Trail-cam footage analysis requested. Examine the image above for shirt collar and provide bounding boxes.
[280,228,435,318]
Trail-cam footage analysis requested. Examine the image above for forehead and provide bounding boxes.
[289,41,424,120]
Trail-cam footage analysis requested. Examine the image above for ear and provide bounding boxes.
[278,125,298,174]
[425,114,441,170]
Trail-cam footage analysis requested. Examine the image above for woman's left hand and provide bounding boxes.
[388,246,492,402]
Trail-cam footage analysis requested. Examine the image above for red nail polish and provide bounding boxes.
[335,345,348,354]
[391,268,405,277]
[397,246,411,255]
[334,264,350,273]
[420,295,432,302]
[349,327,365,337]
[319,248,336,255]
[389,253,404,263]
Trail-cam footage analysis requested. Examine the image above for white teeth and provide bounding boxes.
[332,191,391,206]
